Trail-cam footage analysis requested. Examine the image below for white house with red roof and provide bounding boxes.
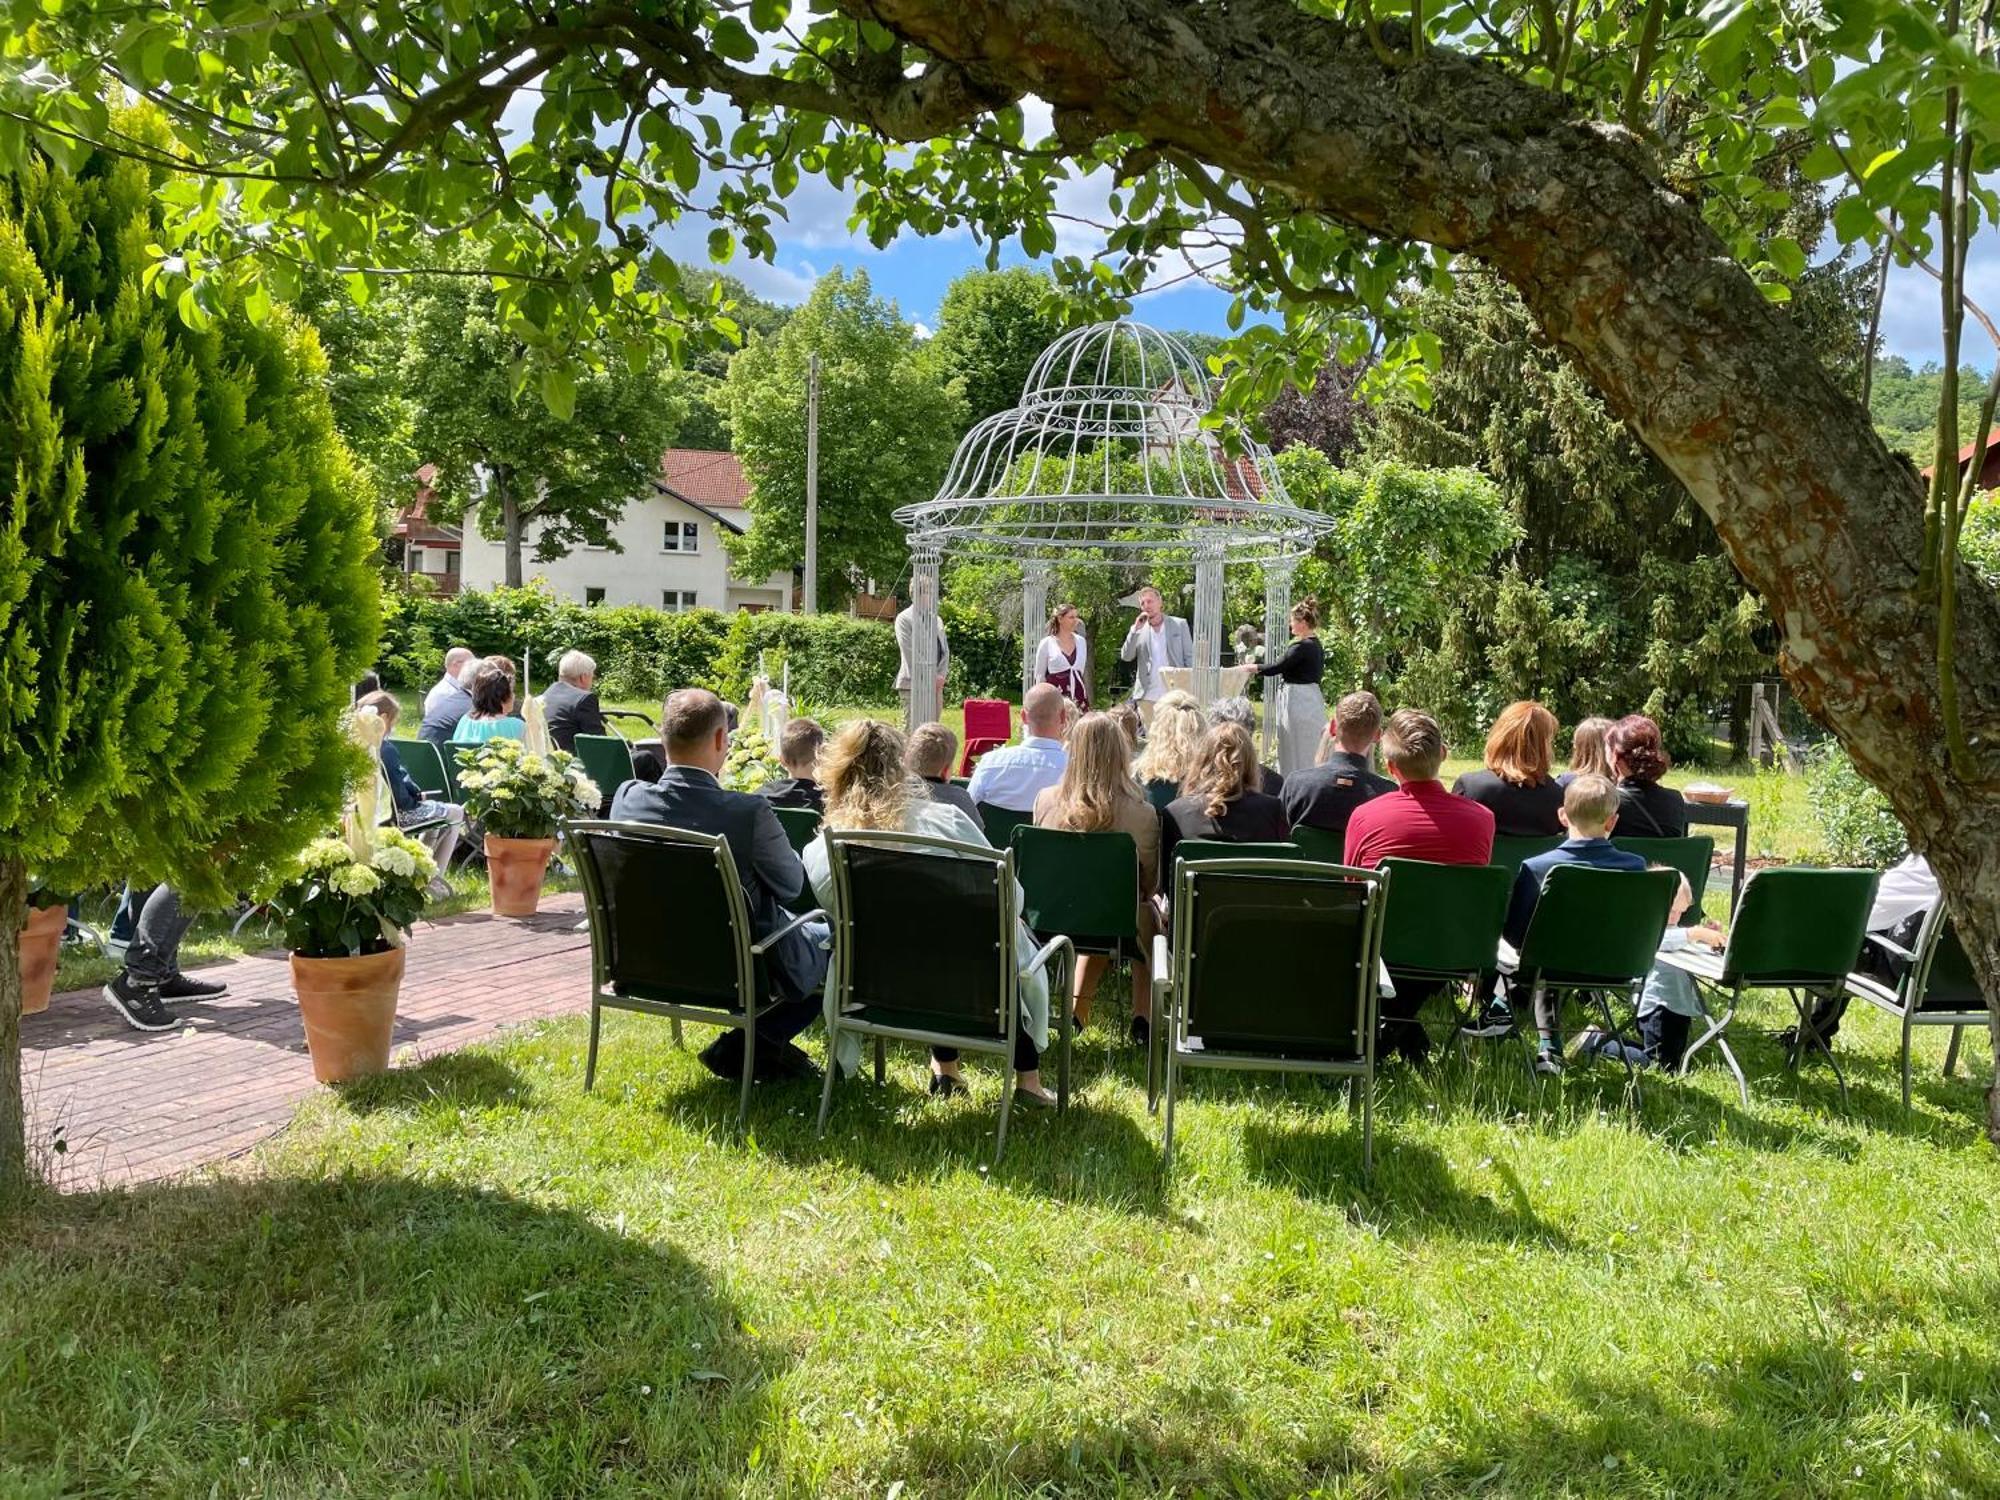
[455,448,795,613]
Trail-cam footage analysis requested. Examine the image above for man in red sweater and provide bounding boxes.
[1344,709,1496,1063]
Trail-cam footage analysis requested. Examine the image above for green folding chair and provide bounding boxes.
[976,801,1036,850]
[815,829,1075,1164]
[1839,903,1986,1111]
[1508,865,1679,1102]
[1289,824,1347,864]
[573,733,637,813]
[1377,858,1514,1048]
[1613,835,1717,923]
[441,743,470,804]
[1174,839,1301,865]
[1152,857,1390,1177]
[390,737,451,801]
[1011,825,1141,960]
[772,805,822,855]
[1491,833,1563,879]
[565,818,826,1131]
[1661,867,1879,1107]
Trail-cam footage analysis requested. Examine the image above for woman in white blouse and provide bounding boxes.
[803,719,1055,1107]
[1033,603,1090,710]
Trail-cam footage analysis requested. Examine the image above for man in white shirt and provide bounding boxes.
[1118,585,1192,720]
[423,646,475,715]
[1785,851,1941,1051]
[966,684,1069,812]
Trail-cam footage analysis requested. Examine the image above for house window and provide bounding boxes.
[662,590,698,612]
[662,520,699,553]
[443,549,460,576]
[585,587,606,607]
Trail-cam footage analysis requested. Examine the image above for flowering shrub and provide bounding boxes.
[454,737,601,838]
[271,830,437,958]
[721,725,784,793]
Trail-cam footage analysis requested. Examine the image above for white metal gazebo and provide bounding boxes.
[896,319,1333,758]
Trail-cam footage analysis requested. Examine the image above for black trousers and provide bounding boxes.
[933,1032,1039,1070]
[1801,912,1921,1041]
[1381,979,1441,1062]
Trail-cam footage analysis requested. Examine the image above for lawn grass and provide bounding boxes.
[5,967,2000,1497]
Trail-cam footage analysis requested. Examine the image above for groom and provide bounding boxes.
[1119,584,1192,721]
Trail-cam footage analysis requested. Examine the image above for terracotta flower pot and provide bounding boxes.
[292,945,406,1084]
[485,834,557,916]
[18,903,67,1017]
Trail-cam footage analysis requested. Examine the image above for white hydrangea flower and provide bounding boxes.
[372,844,417,879]
[333,863,382,896]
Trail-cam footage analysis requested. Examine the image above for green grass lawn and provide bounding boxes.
[6,970,2000,1497]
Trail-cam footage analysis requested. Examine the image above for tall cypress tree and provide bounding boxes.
[0,133,378,1196]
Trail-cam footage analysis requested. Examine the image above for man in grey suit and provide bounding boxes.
[541,649,607,752]
[608,689,830,1081]
[894,573,950,730]
[1119,585,1193,720]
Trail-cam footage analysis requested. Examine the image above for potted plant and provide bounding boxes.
[454,739,599,916]
[18,883,67,1018]
[270,829,437,1083]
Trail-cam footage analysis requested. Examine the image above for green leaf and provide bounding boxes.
[540,365,576,420]
[711,17,757,61]
[1832,194,1879,244]
[1766,236,1806,281]
[708,227,735,263]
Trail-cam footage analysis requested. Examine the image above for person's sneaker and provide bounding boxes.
[1533,1047,1565,1078]
[101,974,177,1032]
[1127,1015,1150,1048]
[159,971,227,1003]
[1464,999,1514,1039]
[928,1071,969,1099]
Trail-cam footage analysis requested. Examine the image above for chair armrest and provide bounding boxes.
[1021,933,1075,980]
[749,908,826,956]
[1865,931,1916,964]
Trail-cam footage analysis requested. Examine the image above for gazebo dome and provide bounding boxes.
[895,319,1329,565]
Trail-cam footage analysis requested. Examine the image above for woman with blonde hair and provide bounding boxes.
[1451,700,1564,836]
[1160,723,1290,873]
[1033,712,1162,1041]
[1254,597,1328,776]
[1132,689,1205,809]
[803,718,1056,1106]
[1561,715,1615,785]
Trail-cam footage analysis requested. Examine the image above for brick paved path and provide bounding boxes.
[20,895,592,1190]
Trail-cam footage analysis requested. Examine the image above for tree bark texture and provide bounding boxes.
[499,474,524,589]
[0,855,30,1202]
[852,0,2000,1123]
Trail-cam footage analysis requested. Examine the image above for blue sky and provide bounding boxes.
[694,160,1990,368]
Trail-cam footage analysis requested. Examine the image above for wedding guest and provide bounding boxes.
[1453,700,1565,837]
[908,722,978,819]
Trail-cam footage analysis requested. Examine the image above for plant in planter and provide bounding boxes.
[18,884,68,1019]
[268,829,436,1083]
[454,739,600,916]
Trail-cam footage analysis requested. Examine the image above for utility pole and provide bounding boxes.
[804,352,820,614]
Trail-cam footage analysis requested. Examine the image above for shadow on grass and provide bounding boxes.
[0,1173,773,1494]
[336,1050,534,1115]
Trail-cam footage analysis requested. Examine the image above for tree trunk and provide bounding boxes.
[855,0,2000,1128]
[0,855,30,1205]
[499,471,523,589]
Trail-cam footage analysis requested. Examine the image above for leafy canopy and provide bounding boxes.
[0,0,1986,419]
[929,268,1068,427]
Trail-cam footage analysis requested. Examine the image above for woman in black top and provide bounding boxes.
[1451,700,1565,837]
[1606,714,1687,837]
[1255,598,1327,776]
[1161,723,1291,875]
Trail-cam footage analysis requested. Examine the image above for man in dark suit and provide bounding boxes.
[542,649,608,752]
[608,688,830,1081]
[1281,690,1394,839]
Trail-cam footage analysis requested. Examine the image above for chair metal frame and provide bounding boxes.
[814,828,1075,1164]
[1150,857,1390,1178]
[1838,901,1986,1111]
[566,818,825,1130]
